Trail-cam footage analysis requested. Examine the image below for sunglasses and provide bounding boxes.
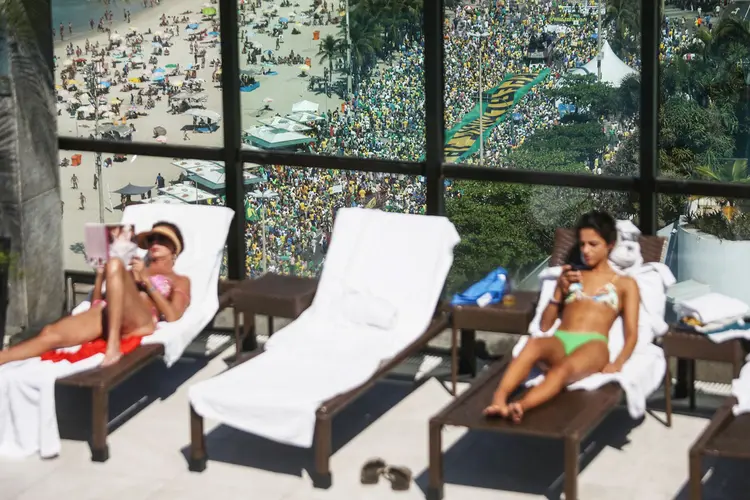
[147,234,173,247]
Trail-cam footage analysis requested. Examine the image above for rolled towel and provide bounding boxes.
[342,290,398,330]
[610,219,644,271]
[676,292,750,325]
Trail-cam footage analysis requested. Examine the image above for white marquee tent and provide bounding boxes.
[569,40,637,88]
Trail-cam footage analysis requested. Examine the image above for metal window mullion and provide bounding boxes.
[638,0,659,235]
[424,0,445,215]
[218,0,245,280]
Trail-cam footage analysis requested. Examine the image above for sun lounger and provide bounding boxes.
[428,228,669,500]
[187,207,460,487]
[690,361,750,499]
[0,204,234,461]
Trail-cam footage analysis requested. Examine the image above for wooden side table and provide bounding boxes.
[447,291,537,392]
[659,326,745,427]
[218,273,319,355]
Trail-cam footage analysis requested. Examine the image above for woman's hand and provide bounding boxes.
[130,257,149,286]
[602,361,623,374]
[558,265,582,295]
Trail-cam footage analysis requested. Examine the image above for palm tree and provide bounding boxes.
[694,159,750,219]
[317,34,340,80]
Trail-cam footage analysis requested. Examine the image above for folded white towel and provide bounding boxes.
[676,292,750,325]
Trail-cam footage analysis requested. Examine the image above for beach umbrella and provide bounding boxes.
[153,67,166,73]
[172,79,184,87]
[263,97,273,104]
[156,136,168,143]
[187,23,199,29]
[299,64,310,72]
[165,63,178,69]
[67,79,79,85]
[279,17,289,23]
[208,31,220,36]
[111,97,122,104]
[184,28,197,35]
[265,49,273,55]
[153,126,167,137]
[186,63,194,69]
[74,58,87,63]
[63,59,73,66]
[152,42,163,48]
[202,7,217,16]
[262,62,274,68]
[128,77,141,83]
[152,75,165,82]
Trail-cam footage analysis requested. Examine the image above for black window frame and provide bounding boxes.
[52,0,750,280]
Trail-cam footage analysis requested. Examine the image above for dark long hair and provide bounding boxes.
[566,211,617,265]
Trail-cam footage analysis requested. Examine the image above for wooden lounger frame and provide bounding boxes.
[689,397,750,500]
[427,228,667,499]
[188,314,450,488]
[53,274,240,461]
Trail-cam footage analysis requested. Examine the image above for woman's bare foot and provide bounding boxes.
[483,394,509,418]
[507,402,524,424]
[100,350,123,367]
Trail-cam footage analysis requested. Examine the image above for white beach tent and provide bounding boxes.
[569,40,637,88]
[291,99,319,113]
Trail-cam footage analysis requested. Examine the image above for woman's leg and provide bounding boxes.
[0,308,104,366]
[509,340,609,423]
[100,258,154,366]
[484,337,566,417]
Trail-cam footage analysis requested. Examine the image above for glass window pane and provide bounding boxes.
[238,0,424,160]
[444,181,637,295]
[242,164,425,277]
[52,0,224,144]
[444,2,639,176]
[60,149,228,274]
[662,192,750,307]
[658,8,750,184]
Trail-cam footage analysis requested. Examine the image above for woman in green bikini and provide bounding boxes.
[484,211,640,423]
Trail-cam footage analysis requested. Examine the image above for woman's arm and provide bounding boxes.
[613,278,640,369]
[91,267,105,302]
[145,277,191,323]
[539,283,564,332]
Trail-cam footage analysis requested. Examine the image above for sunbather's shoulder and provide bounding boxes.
[617,275,639,294]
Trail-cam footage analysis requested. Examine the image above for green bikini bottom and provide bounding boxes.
[553,330,608,355]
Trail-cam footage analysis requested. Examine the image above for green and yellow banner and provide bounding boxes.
[444,69,550,163]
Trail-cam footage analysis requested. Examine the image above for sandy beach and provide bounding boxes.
[56,0,344,270]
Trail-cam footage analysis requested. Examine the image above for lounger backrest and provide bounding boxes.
[308,208,460,341]
[549,228,667,266]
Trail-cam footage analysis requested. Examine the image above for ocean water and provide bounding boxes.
[51,0,157,39]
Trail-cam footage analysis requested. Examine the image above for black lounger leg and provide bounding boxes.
[90,387,110,462]
[188,405,208,472]
[688,448,703,500]
[312,416,333,489]
[427,420,444,500]
[563,436,579,500]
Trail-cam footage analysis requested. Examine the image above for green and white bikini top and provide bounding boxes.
[564,274,619,311]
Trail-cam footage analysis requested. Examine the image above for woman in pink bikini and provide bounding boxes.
[0,222,191,367]
[484,211,640,423]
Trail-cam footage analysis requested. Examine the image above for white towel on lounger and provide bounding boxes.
[514,262,674,419]
[189,208,460,448]
[0,204,233,460]
[731,362,750,416]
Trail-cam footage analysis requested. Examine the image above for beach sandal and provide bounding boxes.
[383,465,412,491]
[360,458,386,485]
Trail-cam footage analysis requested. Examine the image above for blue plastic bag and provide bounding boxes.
[451,267,508,307]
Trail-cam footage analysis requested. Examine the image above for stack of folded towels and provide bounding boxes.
[675,292,750,342]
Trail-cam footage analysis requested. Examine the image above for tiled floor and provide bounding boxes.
[2,345,749,500]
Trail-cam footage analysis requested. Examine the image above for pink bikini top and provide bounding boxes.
[149,274,172,297]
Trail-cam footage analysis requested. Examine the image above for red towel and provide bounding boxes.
[40,336,142,363]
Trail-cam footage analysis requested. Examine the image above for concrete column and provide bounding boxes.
[0,0,64,331]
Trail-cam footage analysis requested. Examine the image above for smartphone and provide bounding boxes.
[569,263,590,271]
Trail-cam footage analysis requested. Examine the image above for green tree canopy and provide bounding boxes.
[545,73,618,119]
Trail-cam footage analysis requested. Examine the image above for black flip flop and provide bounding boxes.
[360,458,386,485]
[384,465,412,491]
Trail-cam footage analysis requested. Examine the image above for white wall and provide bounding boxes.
[677,226,750,305]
